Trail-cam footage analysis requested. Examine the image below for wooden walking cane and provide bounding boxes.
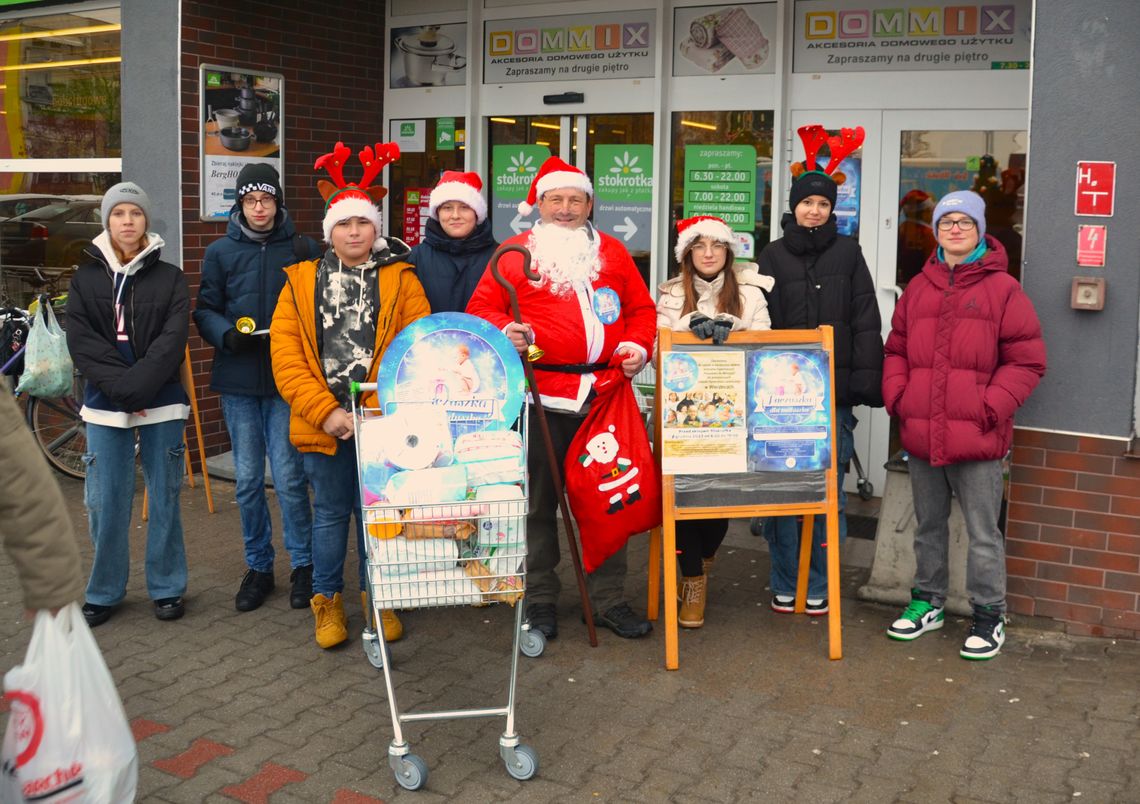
[490,243,598,647]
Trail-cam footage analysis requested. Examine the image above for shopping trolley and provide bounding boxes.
[351,382,542,791]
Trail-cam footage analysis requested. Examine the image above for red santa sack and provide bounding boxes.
[564,359,661,573]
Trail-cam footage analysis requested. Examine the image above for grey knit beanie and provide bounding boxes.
[101,182,151,228]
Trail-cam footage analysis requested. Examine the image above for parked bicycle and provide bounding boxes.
[1,297,88,479]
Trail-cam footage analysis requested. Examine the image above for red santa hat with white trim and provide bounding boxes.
[517,156,594,216]
[428,171,488,223]
[674,214,738,263]
[314,140,400,251]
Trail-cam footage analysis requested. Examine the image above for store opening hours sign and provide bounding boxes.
[682,145,756,229]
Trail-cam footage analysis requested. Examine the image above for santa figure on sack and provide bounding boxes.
[466,156,657,642]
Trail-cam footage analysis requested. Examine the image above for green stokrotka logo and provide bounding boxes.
[594,146,653,201]
[400,122,416,137]
[497,151,538,190]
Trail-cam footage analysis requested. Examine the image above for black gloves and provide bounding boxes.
[223,327,260,354]
[688,313,733,344]
[688,313,715,340]
[710,318,733,345]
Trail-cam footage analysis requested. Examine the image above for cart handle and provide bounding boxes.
[351,381,378,394]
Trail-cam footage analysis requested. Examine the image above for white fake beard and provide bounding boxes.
[528,222,601,297]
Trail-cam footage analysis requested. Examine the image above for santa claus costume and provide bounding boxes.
[466,156,657,640]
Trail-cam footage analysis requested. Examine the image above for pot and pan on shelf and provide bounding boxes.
[219,126,253,151]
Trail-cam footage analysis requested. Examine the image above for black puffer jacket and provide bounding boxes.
[66,236,189,412]
[407,217,498,313]
[757,213,884,407]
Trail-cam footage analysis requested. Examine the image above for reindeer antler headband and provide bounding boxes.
[314,140,401,209]
[790,124,865,187]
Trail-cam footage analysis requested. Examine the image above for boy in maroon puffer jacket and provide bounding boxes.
[882,190,1046,661]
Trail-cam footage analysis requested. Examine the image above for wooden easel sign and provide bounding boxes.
[647,327,842,668]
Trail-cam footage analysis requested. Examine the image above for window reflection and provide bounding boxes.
[897,130,1026,285]
[0,172,120,306]
[0,8,121,160]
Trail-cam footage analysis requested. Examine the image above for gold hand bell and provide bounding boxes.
[235,316,257,334]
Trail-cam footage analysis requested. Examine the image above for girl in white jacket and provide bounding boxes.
[656,215,774,628]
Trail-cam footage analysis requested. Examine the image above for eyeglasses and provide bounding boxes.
[937,217,976,231]
[242,195,276,209]
[692,241,728,253]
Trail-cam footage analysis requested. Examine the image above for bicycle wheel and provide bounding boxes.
[27,373,87,480]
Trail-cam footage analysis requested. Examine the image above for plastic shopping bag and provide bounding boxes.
[565,359,661,573]
[2,604,138,803]
[14,303,72,398]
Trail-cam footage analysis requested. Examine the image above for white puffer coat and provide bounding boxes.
[656,261,774,333]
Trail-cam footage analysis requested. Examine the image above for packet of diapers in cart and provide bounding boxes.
[385,464,468,506]
[371,537,459,576]
[455,430,525,487]
[473,483,526,575]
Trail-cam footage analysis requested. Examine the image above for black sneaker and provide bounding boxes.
[594,602,652,639]
[960,608,1006,660]
[526,602,558,639]
[82,602,113,628]
[235,569,275,612]
[289,565,313,609]
[154,597,185,621]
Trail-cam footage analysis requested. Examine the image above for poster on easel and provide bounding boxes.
[650,327,843,667]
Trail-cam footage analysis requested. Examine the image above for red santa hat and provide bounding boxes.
[674,215,738,263]
[518,156,593,216]
[900,189,934,211]
[428,171,487,223]
[314,140,400,251]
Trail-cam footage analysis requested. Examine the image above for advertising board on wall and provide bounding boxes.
[390,24,468,88]
[199,64,283,221]
[484,11,654,84]
[673,3,777,77]
[682,145,757,230]
[793,0,1031,73]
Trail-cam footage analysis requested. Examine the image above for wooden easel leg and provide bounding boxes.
[181,346,215,514]
[663,519,679,670]
[827,513,843,660]
[795,514,813,613]
[142,486,148,521]
[647,525,662,620]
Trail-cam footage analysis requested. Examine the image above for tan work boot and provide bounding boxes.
[361,591,403,642]
[678,557,716,602]
[678,575,707,628]
[311,592,348,648]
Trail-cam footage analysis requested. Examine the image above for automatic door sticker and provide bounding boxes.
[746,349,831,472]
[377,312,525,432]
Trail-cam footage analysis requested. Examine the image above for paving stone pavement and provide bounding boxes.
[2,474,1139,802]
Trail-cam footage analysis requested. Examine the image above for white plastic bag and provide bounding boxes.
[2,604,138,803]
[14,303,73,398]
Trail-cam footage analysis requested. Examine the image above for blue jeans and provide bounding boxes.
[84,419,188,605]
[302,439,366,598]
[764,407,856,598]
[221,394,312,572]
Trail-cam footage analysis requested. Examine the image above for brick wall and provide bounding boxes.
[1006,428,1140,638]
[180,0,386,456]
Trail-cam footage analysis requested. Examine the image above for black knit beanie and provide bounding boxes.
[789,170,837,211]
[235,162,284,207]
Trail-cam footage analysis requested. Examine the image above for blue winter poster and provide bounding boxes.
[746,348,832,472]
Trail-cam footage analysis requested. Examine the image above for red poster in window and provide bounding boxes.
[402,187,432,246]
[1074,161,1115,217]
[1077,225,1106,267]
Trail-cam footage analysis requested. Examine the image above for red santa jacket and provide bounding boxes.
[882,236,1046,466]
[466,226,656,411]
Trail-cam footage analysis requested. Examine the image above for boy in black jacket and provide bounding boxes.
[194,164,321,612]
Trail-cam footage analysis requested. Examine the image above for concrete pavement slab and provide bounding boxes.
[2,474,1139,802]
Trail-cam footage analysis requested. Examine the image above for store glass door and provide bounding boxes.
[877,110,1028,471]
[486,113,655,286]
